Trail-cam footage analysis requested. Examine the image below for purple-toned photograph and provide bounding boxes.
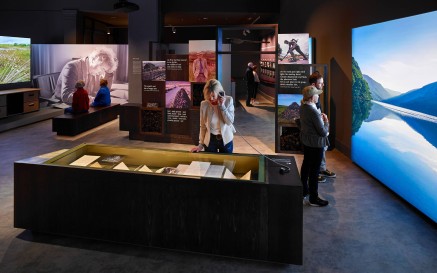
[165,81,191,108]
[32,44,129,104]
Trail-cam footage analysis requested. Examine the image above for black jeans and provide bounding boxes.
[206,133,233,153]
[246,83,254,105]
[300,145,324,198]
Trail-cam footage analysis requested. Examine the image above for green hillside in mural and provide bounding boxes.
[352,57,372,135]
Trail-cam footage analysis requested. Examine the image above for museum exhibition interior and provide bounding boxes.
[1,0,437,272]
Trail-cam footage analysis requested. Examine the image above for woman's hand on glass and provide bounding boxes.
[190,144,203,153]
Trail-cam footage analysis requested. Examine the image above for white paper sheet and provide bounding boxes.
[183,161,211,176]
[70,155,100,166]
[204,165,226,178]
[240,170,252,180]
[223,168,237,179]
[113,162,129,170]
[137,165,152,172]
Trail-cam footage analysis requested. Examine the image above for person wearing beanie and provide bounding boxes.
[299,85,330,207]
[308,71,337,182]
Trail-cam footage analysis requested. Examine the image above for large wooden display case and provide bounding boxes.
[14,144,302,264]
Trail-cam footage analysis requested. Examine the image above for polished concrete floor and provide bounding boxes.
[1,100,436,273]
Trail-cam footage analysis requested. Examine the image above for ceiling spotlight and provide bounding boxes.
[242,29,250,36]
[107,28,111,35]
[172,26,176,34]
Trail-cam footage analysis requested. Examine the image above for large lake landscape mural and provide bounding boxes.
[352,10,437,222]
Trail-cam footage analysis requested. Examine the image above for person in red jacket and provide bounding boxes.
[64,80,90,114]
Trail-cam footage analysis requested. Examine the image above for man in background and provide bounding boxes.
[244,62,255,107]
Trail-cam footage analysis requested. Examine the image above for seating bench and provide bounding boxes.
[52,103,120,136]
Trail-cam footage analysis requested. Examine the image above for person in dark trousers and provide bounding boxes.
[244,62,255,107]
[190,79,235,153]
[251,64,260,105]
[308,71,337,183]
[299,85,330,207]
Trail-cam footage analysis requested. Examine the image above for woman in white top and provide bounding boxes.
[191,79,236,153]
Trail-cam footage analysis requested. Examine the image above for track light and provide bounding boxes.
[172,26,176,34]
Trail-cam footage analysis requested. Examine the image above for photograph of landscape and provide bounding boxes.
[0,36,30,84]
[352,10,437,222]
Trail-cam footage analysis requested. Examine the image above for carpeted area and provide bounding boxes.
[0,102,436,273]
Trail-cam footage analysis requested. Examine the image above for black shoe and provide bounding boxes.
[318,175,327,183]
[309,196,329,207]
[320,169,336,178]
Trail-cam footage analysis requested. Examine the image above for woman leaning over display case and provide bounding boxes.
[191,79,235,153]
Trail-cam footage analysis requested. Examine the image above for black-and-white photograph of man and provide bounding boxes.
[32,44,129,105]
[278,34,310,64]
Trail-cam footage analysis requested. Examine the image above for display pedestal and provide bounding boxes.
[119,103,199,144]
[14,144,303,264]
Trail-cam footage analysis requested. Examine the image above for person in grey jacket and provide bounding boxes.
[190,79,235,153]
[299,85,330,206]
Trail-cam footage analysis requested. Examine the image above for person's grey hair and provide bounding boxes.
[89,47,119,73]
[203,79,224,99]
[247,62,254,68]
[75,80,85,88]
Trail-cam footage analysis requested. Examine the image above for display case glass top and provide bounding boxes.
[44,143,265,182]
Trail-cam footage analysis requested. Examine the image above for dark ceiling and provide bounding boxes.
[164,12,278,27]
[83,11,277,28]
[83,11,128,27]
[83,0,279,28]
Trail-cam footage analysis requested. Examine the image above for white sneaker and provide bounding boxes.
[303,195,309,205]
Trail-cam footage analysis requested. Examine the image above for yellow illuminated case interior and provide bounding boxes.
[44,143,265,182]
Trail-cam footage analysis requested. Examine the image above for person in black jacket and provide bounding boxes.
[244,62,255,107]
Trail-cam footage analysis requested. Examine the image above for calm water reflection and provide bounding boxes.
[352,102,437,222]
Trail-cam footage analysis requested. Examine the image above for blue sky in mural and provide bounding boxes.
[352,10,437,223]
[353,10,437,93]
[278,94,302,106]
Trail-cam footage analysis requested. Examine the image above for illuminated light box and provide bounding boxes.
[352,10,437,222]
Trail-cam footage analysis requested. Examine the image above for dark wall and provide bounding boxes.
[2,0,437,157]
[0,10,64,43]
[0,0,121,43]
[279,0,437,156]
[162,0,279,13]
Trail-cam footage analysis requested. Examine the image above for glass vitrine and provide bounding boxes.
[44,143,265,182]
